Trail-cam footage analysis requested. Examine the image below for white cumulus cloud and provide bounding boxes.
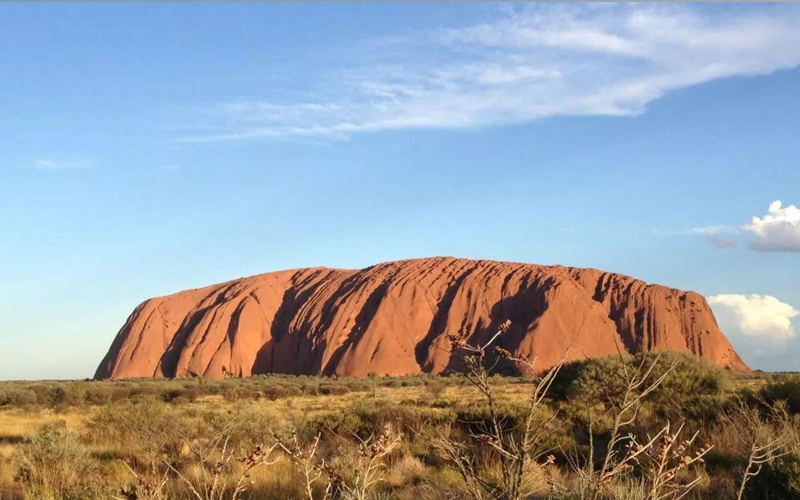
[177,3,800,142]
[742,201,800,252]
[709,294,798,343]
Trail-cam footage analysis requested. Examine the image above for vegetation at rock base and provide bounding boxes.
[1,337,798,500]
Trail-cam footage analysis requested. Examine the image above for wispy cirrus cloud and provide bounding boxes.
[706,232,738,250]
[688,226,738,250]
[176,3,800,142]
[651,225,738,249]
[31,158,92,170]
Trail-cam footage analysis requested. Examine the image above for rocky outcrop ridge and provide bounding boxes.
[95,257,747,379]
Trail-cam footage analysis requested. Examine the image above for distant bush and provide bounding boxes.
[346,380,372,392]
[222,385,260,402]
[208,406,278,449]
[424,379,447,398]
[0,387,38,407]
[283,385,303,397]
[84,385,112,405]
[262,385,287,401]
[0,374,469,410]
[161,386,200,403]
[307,410,365,437]
[318,384,349,396]
[302,384,320,396]
[761,375,800,415]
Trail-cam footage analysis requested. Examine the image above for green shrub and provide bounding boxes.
[63,382,87,406]
[748,454,800,499]
[222,385,260,402]
[551,352,730,426]
[306,410,365,437]
[346,381,371,392]
[41,386,68,408]
[302,384,320,396]
[84,385,112,405]
[15,421,99,500]
[87,395,183,471]
[262,385,287,401]
[169,395,189,405]
[208,406,278,449]
[318,384,349,396]
[283,385,302,397]
[0,387,38,407]
[761,376,800,415]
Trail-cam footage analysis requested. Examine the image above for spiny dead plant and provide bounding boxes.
[273,431,336,500]
[274,424,401,500]
[626,422,712,500]
[583,348,680,499]
[114,461,170,500]
[341,425,402,500]
[164,418,280,500]
[431,320,567,500]
[726,399,796,500]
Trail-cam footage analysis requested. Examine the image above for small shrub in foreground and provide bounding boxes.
[15,421,99,500]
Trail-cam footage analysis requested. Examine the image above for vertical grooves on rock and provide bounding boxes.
[415,264,476,370]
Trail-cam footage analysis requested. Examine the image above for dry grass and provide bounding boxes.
[0,383,529,499]
[0,410,91,497]
[0,367,794,500]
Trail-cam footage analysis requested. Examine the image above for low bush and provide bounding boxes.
[761,375,800,415]
[1,363,796,500]
[84,385,112,405]
[262,385,287,401]
[748,453,800,499]
[87,395,186,471]
[318,384,349,396]
[0,387,38,407]
[551,352,730,427]
[222,385,260,402]
[15,421,100,500]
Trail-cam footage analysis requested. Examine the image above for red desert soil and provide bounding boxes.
[95,257,748,379]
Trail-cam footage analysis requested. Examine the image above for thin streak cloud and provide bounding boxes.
[31,158,92,170]
[176,4,800,142]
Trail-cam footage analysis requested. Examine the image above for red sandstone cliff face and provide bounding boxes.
[95,257,748,379]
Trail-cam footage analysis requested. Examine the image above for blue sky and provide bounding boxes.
[1,3,799,380]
